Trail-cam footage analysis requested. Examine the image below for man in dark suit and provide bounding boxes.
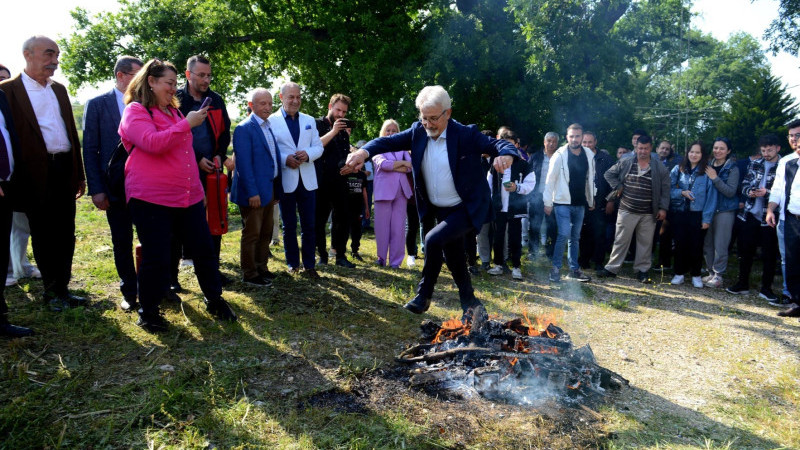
[82,55,142,311]
[0,36,86,312]
[0,89,33,336]
[344,86,517,321]
[231,88,278,287]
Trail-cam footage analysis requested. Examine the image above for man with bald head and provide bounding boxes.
[231,88,279,286]
[0,36,86,312]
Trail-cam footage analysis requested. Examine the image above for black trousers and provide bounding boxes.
[0,181,13,314]
[493,212,522,267]
[406,200,419,256]
[129,199,221,316]
[419,204,474,303]
[785,213,800,300]
[107,201,137,300]
[736,214,778,289]
[656,217,673,268]
[578,206,607,269]
[671,210,706,277]
[315,181,351,257]
[26,154,76,298]
[346,194,363,253]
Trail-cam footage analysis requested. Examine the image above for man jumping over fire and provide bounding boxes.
[343,86,517,322]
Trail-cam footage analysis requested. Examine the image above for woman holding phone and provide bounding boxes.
[668,141,716,288]
[118,58,236,332]
[702,137,740,288]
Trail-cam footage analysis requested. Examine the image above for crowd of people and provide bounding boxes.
[1,35,798,337]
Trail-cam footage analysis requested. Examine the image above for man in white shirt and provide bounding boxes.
[766,118,800,319]
[0,36,86,312]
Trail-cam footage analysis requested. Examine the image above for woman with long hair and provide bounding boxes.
[118,59,236,332]
[669,141,717,287]
[702,137,740,288]
[371,119,413,268]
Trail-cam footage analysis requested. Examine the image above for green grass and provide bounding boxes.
[0,198,798,448]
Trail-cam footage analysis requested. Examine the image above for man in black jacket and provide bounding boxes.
[527,132,558,259]
[173,55,233,289]
[578,131,614,270]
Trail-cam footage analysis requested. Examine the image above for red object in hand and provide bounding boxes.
[206,156,229,236]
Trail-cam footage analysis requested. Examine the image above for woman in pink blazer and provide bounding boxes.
[372,120,413,267]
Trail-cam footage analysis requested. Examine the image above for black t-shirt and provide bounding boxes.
[346,170,367,196]
[315,116,351,186]
[567,148,588,207]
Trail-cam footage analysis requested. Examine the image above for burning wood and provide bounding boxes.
[397,305,628,405]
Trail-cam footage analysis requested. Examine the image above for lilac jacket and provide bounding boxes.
[372,151,413,201]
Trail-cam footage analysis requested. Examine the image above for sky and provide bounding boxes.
[1,0,799,105]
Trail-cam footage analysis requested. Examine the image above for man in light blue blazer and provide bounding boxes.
[268,82,324,278]
[82,55,142,311]
[231,88,279,287]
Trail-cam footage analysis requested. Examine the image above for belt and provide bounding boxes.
[47,152,71,161]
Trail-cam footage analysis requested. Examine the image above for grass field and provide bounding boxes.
[0,198,798,449]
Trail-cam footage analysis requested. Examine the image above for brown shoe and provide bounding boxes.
[777,303,800,317]
[302,268,321,279]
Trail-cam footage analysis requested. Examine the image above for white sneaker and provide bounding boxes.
[180,259,194,267]
[5,275,17,287]
[702,274,713,283]
[670,275,684,285]
[487,266,505,276]
[704,274,722,288]
[692,276,704,288]
[406,255,416,268]
[512,267,522,280]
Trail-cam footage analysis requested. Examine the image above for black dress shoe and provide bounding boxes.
[136,312,169,333]
[403,294,432,314]
[259,269,276,280]
[205,297,237,321]
[637,271,651,283]
[0,316,34,337]
[120,297,139,312]
[44,293,87,312]
[64,293,87,305]
[352,252,364,262]
[335,258,356,268]
[302,268,321,279]
[777,303,800,317]
[595,268,616,278]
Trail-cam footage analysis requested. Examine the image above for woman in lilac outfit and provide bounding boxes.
[372,120,413,267]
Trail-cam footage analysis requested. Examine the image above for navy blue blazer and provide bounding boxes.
[362,119,518,230]
[231,114,277,207]
[82,89,122,196]
[0,89,21,179]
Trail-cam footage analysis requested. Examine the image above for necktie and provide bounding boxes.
[0,131,11,180]
[267,127,281,179]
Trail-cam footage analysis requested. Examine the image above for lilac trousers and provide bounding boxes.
[374,195,408,267]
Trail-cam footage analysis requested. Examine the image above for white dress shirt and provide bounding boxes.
[0,108,16,181]
[114,88,126,117]
[254,114,279,178]
[421,129,461,207]
[769,151,800,216]
[21,71,70,154]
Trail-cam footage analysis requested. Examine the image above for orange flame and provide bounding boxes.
[521,309,561,337]
[431,318,471,343]
[509,357,518,366]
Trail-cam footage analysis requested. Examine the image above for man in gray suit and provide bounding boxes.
[82,55,142,311]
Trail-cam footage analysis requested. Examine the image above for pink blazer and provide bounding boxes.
[372,150,413,201]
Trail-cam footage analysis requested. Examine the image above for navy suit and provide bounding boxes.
[83,89,137,301]
[363,119,517,304]
[0,90,20,315]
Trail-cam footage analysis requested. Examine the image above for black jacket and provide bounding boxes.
[176,85,230,164]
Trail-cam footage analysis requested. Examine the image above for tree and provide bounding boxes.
[764,0,800,56]
[714,69,798,156]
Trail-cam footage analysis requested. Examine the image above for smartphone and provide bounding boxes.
[687,191,695,200]
[341,119,356,128]
[503,181,513,188]
[200,97,212,109]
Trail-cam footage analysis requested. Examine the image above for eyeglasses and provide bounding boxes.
[419,110,446,124]
[788,133,800,140]
[190,71,213,81]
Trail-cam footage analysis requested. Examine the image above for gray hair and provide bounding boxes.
[280,82,301,96]
[415,85,451,111]
[247,87,271,103]
[544,132,559,140]
[113,56,143,76]
[22,35,54,53]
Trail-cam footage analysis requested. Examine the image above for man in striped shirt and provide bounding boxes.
[597,135,670,283]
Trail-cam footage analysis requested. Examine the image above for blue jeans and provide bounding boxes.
[552,205,584,270]
[777,219,790,297]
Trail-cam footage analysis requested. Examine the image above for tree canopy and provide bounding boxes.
[61,0,797,153]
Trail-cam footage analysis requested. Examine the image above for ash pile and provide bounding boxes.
[396,306,628,406]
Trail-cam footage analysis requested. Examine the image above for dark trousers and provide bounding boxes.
[129,199,221,316]
[0,181,13,315]
[419,204,474,303]
[671,210,706,277]
[315,182,350,257]
[785,213,800,300]
[26,154,76,297]
[464,228,478,267]
[737,214,778,290]
[107,201,137,300]
[655,218,673,268]
[578,206,607,269]
[493,212,522,268]
[406,200,419,255]
[528,197,557,258]
[362,180,373,229]
[347,194,363,253]
[239,201,276,279]
[279,182,316,269]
